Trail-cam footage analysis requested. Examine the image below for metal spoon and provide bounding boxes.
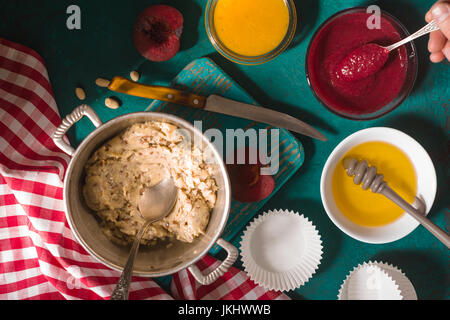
[339,20,441,81]
[383,20,440,52]
[110,177,178,300]
[343,158,450,249]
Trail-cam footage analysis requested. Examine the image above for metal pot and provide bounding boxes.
[52,104,237,285]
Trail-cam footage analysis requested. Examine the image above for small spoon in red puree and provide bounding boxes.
[338,20,440,82]
[338,43,389,81]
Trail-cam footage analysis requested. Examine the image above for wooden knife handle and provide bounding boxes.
[107,76,206,109]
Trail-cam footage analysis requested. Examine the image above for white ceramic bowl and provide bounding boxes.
[320,127,437,244]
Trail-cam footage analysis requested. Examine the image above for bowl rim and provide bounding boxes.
[205,0,297,65]
[63,111,232,277]
[320,127,437,244]
[305,6,418,121]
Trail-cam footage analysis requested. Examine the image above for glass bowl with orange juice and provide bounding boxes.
[205,0,297,65]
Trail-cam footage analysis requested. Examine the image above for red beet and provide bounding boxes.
[227,147,275,203]
[132,5,183,62]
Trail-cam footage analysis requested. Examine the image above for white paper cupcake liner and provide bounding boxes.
[371,262,418,300]
[239,209,323,292]
[338,261,417,300]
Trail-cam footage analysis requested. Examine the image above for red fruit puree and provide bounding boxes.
[307,12,408,115]
[338,43,390,81]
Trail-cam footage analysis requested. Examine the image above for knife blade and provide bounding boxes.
[204,94,327,141]
[108,76,327,141]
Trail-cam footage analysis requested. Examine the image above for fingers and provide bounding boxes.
[430,51,445,62]
[442,40,450,60]
[426,0,445,22]
[426,1,450,62]
[428,30,446,52]
[426,3,437,22]
[431,2,450,39]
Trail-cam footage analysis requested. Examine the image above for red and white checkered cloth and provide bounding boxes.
[0,38,289,300]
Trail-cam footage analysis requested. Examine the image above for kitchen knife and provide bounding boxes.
[107,76,327,141]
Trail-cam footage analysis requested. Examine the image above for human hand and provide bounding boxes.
[425,1,450,62]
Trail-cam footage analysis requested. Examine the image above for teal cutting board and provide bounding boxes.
[146,57,305,253]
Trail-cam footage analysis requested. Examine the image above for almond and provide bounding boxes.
[130,70,140,82]
[105,97,120,109]
[75,87,86,100]
[95,78,111,87]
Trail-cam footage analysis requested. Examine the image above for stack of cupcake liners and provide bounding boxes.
[338,261,417,300]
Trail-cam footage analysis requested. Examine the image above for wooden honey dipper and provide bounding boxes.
[343,158,450,249]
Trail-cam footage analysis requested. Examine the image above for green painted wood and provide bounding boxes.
[0,0,448,300]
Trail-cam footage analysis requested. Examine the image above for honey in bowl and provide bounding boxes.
[332,141,417,227]
[213,0,290,56]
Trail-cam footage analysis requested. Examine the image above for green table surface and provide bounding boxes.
[1,0,448,300]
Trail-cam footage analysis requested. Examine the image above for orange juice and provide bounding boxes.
[332,141,417,227]
[213,0,290,56]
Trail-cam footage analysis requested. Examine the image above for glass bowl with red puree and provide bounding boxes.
[306,8,417,120]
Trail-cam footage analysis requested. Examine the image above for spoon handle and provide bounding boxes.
[110,221,151,300]
[381,186,450,249]
[386,20,440,52]
[344,158,450,249]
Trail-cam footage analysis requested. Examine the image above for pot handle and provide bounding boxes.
[187,238,238,285]
[52,104,102,156]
